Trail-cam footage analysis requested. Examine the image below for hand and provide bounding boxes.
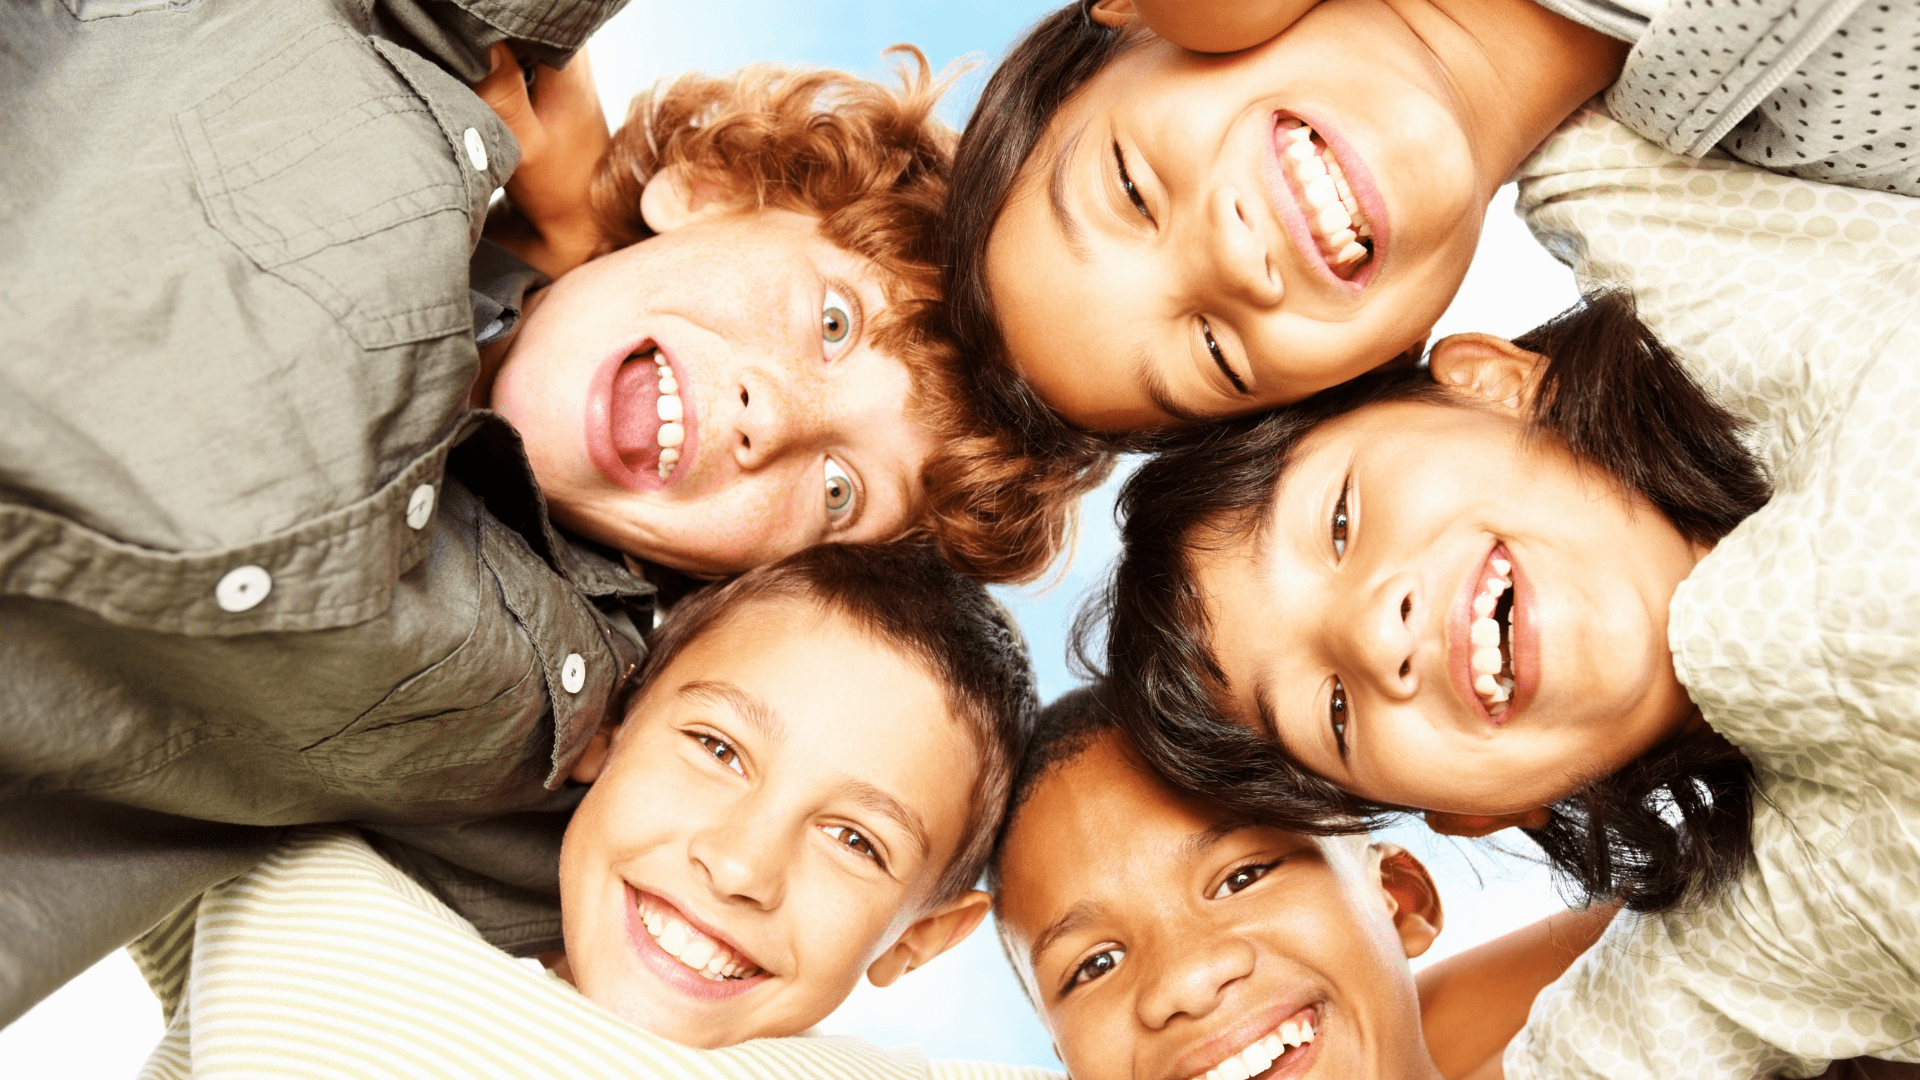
[473,42,611,279]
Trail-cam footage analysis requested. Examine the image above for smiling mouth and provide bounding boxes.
[1273,118,1373,280]
[1469,549,1517,714]
[1185,1009,1318,1080]
[636,891,763,982]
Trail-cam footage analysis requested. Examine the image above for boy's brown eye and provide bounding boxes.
[822,286,858,358]
[694,734,745,775]
[822,825,882,866]
[1212,861,1276,899]
[822,306,849,343]
[1068,948,1124,991]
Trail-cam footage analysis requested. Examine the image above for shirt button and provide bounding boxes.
[405,483,436,530]
[214,565,272,613]
[561,653,586,694]
[463,127,489,172]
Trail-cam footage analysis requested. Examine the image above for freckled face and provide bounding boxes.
[491,209,937,577]
[985,0,1490,430]
[1196,397,1702,817]
[559,601,977,1047]
[995,733,1436,1080]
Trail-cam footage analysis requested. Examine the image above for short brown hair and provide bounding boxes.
[632,541,1038,904]
[590,49,1109,583]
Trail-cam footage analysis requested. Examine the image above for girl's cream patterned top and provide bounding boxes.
[128,826,1060,1080]
[1505,107,1920,1080]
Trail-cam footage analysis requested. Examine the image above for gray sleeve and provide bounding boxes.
[0,796,281,1026]
[371,0,633,81]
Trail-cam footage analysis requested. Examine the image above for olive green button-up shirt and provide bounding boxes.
[0,0,635,1023]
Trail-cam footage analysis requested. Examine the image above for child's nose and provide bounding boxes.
[1201,185,1284,309]
[689,809,787,909]
[731,373,829,471]
[1135,936,1255,1030]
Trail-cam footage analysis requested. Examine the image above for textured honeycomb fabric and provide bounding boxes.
[129,828,1060,1080]
[1504,107,1920,1080]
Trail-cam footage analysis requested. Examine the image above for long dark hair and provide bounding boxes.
[941,1,1134,476]
[1092,292,1772,912]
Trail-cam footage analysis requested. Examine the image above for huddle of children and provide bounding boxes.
[12,0,1918,1077]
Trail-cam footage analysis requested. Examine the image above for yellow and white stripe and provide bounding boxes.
[130,827,1059,1080]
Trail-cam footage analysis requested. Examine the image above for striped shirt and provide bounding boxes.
[129,827,1059,1080]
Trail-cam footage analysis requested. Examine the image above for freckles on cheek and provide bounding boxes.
[693,487,810,568]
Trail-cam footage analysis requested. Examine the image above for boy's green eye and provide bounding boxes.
[822,305,849,343]
[822,285,858,358]
[824,459,855,519]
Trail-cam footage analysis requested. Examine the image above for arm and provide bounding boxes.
[1417,902,1619,1080]
[1127,0,1321,54]
[472,43,611,280]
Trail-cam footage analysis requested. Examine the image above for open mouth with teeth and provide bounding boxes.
[1469,547,1517,715]
[606,345,692,486]
[635,890,763,982]
[1271,118,1374,282]
[1186,1008,1319,1080]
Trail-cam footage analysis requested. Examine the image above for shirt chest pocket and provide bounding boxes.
[174,25,517,349]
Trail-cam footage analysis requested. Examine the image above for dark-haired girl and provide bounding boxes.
[1096,136,1920,1076]
[942,0,1919,434]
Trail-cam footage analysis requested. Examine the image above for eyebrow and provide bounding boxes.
[677,680,784,743]
[1026,825,1252,975]
[1046,122,1092,264]
[833,777,932,864]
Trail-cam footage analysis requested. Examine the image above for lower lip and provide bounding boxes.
[623,885,766,1001]
[584,344,695,493]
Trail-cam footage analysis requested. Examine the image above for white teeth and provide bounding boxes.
[659,920,690,956]
[1492,557,1512,576]
[656,394,683,422]
[1473,592,1498,618]
[638,896,759,981]
[1323,227,1357,251]
[659,373,678,395]
[1190,1016,1317,1080]
[658,422,684,448]
[1487,576,1510,596]
[1472,647,1504,676]
[1475,673,1499,696]
[659,447,680,465]
[1277,119,1373,276]
[1284,138,1320,164]
[1471,617,1501,647]
[679,936,715,971]
[1332,241,1369,265]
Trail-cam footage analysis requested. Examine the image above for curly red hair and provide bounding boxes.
[589,49,1111,584]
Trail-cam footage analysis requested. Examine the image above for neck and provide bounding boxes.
[1394,0,1628,197]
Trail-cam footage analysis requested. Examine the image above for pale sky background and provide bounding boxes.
[1,0,1585,1073]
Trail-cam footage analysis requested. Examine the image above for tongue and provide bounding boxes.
[609,357,660,465]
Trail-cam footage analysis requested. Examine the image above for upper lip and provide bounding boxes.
[1167,999,1320,1080]
[634,883,769,975]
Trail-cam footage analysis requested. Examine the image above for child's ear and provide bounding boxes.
[1087,0,1140,30]
[1426,333,1547,414]
[1374,843,1444,960]
[568,722,618,783]
[1424,807,1552,838]
[639,163,739,234]
[865,889,993,988]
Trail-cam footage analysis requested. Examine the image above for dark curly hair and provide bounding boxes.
[1091,291,1772,913]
